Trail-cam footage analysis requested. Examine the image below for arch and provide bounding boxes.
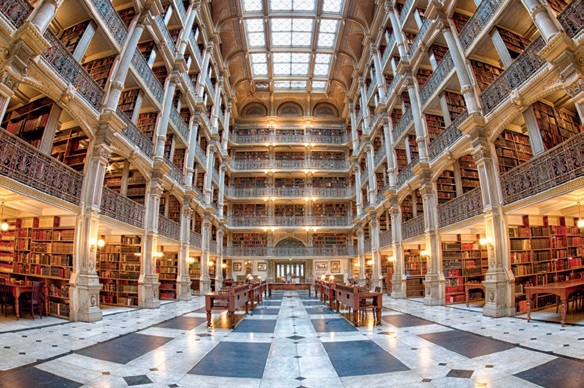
[275,238,306,248]
[241,101,268,117]
[313,102,339,117]
[277,101,304,117]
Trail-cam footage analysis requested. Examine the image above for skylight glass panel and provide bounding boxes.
[317,19,338,48]
[250,53,268,76]
[274,80,307,89]
[273,52,310,76]
[245,19,265,47]
[271,0,315,11]
[322,0,343,13]
[313,53,332,76]
[271,18,313,47]
[243,0,263,12]
[312,81,327,89]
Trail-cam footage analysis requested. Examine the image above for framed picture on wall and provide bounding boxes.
[331,261,340,273]
[233,262,242,272]
[315,261,328,271]
[257,262,267,272]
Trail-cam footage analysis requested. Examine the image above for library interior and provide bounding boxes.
[0,0,582,387]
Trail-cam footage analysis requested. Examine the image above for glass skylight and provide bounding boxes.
[245,19,265,47]
[317,19,338,48]
[250,53,268,76]
[322,0,343,13]
[313,53,332,77]
[273,52,310,76]
[243,0,263,12]
[312,81,327,90]
[271,0,315,11]
[274,80,307,89]
[272,18,313,47]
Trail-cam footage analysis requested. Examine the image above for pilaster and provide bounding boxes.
[177,196,193,301]
[389,201,406,298]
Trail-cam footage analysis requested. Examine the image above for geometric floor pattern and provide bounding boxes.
[0,293,582,387]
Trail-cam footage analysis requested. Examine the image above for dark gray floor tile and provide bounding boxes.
[155,317,207,330]
[75,333,173,364]
[446,369,474,378]
[514,358,584,388]
[124,375,153,386]
[418,330,515,358]
[189,342,270,378]
[323,340,409,376]
[311,318,358,333]
[233,319,277,333]
[252,307,280,315]
[382,314,433,327]
[0,367,82,388]
[305,307,335,315]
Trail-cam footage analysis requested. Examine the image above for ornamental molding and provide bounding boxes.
[0,175,80,213]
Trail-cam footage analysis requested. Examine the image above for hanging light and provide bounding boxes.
[578,202,584,229]
[0,200,8,232]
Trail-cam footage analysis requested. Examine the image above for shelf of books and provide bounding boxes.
[470,59,504,92]
[425,114,445,142]
[157,252,178,300]
[442,236,487,304]
[404,247,426,297]
[443,91,466,121]
[437,170,456,204]
[10,216,74,318]
[0,219,20,277]
[51,126,89,171]
[532,101,583,151]
[313,233,348,246]
[457,155,480,193]
[99,235,142,307]
[510,215,584,313]
[231,233,267,248]
[2,97,55,148]
[494,129,533,173]
[82,55,116,89]
[495,27,531,59]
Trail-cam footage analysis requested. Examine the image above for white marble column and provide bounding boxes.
[177,197,193,301]
[199,214,212,293]
[389,202,406,298]
[221,102,232,149]
[139,177,162,309]
[354,165,363,216]
[215,226,224,289]
[154,73,179,159]
[405,78,429,162]
[370,215,382,289]
[366,145,376,205]
[356,226,365,285]
[196,42,213,97]
[520,0,561,41]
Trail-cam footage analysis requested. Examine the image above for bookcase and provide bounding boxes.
[137,112,157,141]
[510,216,584,312]
[313,233,348,246]
[126,171,147,205]
[451,12,470,33]
[235,151,269,160]
[168,195,181,223]
[152,65,168,85]
[404,247,425,297]
[237,127,271,137]
[157,252,178,299]
[312,176,346,188]
[312,203,347,217]
[231,233,267,247]
[82,55,116,89]
[495,27,531,59]
[442,237,487,304]
[275,204,305,217]
[138,41,156,63]
[232,177,267,188]
[173,147,185,172]
[401,195,414,222]
[311,151,345,161]
[105,235,141,307]
[425,114,445,142]
[275,177,304,188]
[309,128,345,137]
[436,170,456,204]
[391,109,402,124]
[443,91,466,121]
[416,68,432,87]
[275,151,304,160]
[59,20,90,53]
[232,203,267,217]
[457,155,480,193]
[0,219,20,276]
[51,126,89,171]
[429,44,448,65]
[470,59,504,91]
[117,7,136,28]
[11,217,74,318]
[395,149,408,171]
[532,101,583,150]
[494,129,533,173]
[2,97,54,148]
[118,89,140,119]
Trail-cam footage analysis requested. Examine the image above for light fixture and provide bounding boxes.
[154,251,164,258]
[187,257,195,264]
[479,237,494,249]
[0,200,8,232]
[321,274,326,280]
[388,256,396,262]
[354,262,360,267]
[221,263,227,268]
[420,250,429,258]
[329,275,334,281]
[208,261,214,266]
[367,259,374,265]
[578,202,584,229]
[89,237,104,252]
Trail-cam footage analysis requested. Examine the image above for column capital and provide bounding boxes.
[150,183,164,197]
[384,0,394,13]
[206,41,214,51]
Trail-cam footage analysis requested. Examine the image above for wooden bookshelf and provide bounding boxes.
[312,176,346,188]
[51,126,89,172]
[470,59,504,91]
[495,27,531,59]
[401,194,414,222]
[235,151,269,160]
[451,12,470,33]
[510,216,584,313]
[118,89,140,119]
[231,233,267,247]
[494,129,533,173]
[232,177,267,188]
[117,7,136,28]
[59,20,90,53]
[168,195,181,223]
[312,203,347,217]
[2,97,54,148]
[437,170,456,204]
[118,235,141,306]
[442,237,487,304]
[274,177,305,188]
[311,151,345,161]
[404,247,425,297]
[416,68,432,87]
[275,204,305,217]
[137,112,157,141]
[396,149,408,171]
[532,101,583,150]
[126,172,147,205]
[429,44,448,64]
[232,203,267,217]
[82,55,116,89]
[546,0,568,15]
[275,151,304,160]
[443,91,466,121]
[425,114,445,142]
[457,155,480,193]
[157,252,178,300]
[0,219,20,276]
[313,233,348,246]
[138,41,156,63]
[152,65,168,85]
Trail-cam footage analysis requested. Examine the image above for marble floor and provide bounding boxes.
[0,293,582,387]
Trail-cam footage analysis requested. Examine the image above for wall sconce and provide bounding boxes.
[388,256,396,262]
[89,237,105,252]
[479,237,494,249]
[221,263,227,269]
[154,251,164,258]
[367,259,374,265]
[0,200,8,232]
[329,275,335,281]
[321,274,326,280]
[354,262,360,267]
[208,261,215,267]
[187,257,195,264]
[420,250,430,258]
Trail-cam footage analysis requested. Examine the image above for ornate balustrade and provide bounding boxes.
[306,159,350,170]
[272,187,308,197]
[205,77,215,100]
[231,132,348,145]
[366,78,377,102]
[311,187,353,198]
[309,133,348,144]
[459,0,505,51]
[386,73,402,100]
[194,144,207,166]
[42,30,105,110]
[118,109,154,157]
[226,187,269,198]
[232,133,273,144]
[437,187,483,228]
[379,230,392,248]
[428,111,467,160]
[209,239,217,253]
[391,108,413,142]
[89,0,128,47]
[165,159,183,184]
[230,160,271,170]
[155,15,176,54]
[174,0,188,23]
[359,171,367,187]
[376,184,390,203]
[274,159,305,169]
[558,0,583,38]
[190,32,203,65]
[158,215,181,241]
[381,34,396,68]
[212,168,219,184]
[399,0,414,25]
[0,128,83,205]
[408,19,431,57]
[374,147,386,167]
[131,50,164,104]
[227,216,353,228]
[363,239,371,253]
[0,0,33,28]
[225,246,357,257]
[189,231,202,248]
[402,215,425,240]
[500,133,584,204]
[397,157,417,188]
[230,159,349,171]
[100,187,145,228]
[420,52,454,106]
[170,108,190,142]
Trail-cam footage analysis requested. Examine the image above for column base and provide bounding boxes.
[176,277,192,301]
[371,273,383,291]
[138,275,160,309]
[70,272,103,322]
[390,274,407,299]
[200,277,211,294]
[216,277,224,291]
[482,268,515,318]
[424,274,445,306]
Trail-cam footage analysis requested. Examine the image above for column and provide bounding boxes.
[69,125,113,322]
[221,101,232,149]
[199,214,212,293]
[177,196,193,301]
[196,42,213,97]
[387,3,408,59]
[217,162,226,217]
[26,0,62,33]
[349,103,358,152]
[204,145,216,205]
[370,215,382,289]
[184,120,200,189]
[366,144,376,205]
[520,0,561,41]
[103,14,148,112]
[471,130,515,317]
[354,165,363,216]
[211,77,223,130]
[420,173,445,306]
[405,77,429,162]
[439,20,481,114]
[359,77,370,129]
[389,201,406,298]
[215,226,224,289]
[382,116,397,188]
[154,73,179,159]
[176,1,198,57]
[356,226,365,285]
[139,176,162,308]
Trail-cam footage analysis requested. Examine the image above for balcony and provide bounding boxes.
[0,0,33,28]
[101,187,145,228]
[190,231,202,249]
[363,239,371,253]
[224,246,357,258]
[194,144,207,166]
[231,159,271,170]
[481,36,546,115]
[190,32,203,65]
[402,215,424,240]
[391,108,413,143]
[374,147,386,167]
[428,111,468,161]
[226,187,270,198]
[379,230,392,248]
[558,0,583,38]
[458,0,505,52]
[209,239,217,253]
[154,15,176,55]
[407,18,431,58]
[311,187,354,198]
[170,108,190,143]
[205,77,216,102]
[174,0,188,23]
[227,216,353,228]
[158,214,181,241]
[359,171,367,187]
[118,109,154,158]
[397,156,418,188]
[500,133,583,205]
[376,185,390,204]
[274,159,304,169]
[398,0,414,25]
[365,79,377,103]
[212,168,220,184]
[437,188,483,228]
[272,187,308,197]
[0,128,83,206]
[419,52,454,106]
[381,34,396,69]
[306,159,350,170]
[88,0,128,47]
[42,30,105,111]
[131,49,165,105]
[165,158,183,185]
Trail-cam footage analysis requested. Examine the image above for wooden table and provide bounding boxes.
[526,279,584,326]
[4,283,48,319]
[334,284,382,326]
[205,284,251,328]
[465,283,485,307]
[268,282,312,296]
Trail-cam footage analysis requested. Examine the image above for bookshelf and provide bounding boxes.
[451,12,470,33]
[138,41,156,63]
[232,177,267,188]
[275,151,304,160]
[275,204,305,217]
[416,68,432,87]
[495,27,531,59]
[404,247,425,297]
[425,114,445,142]
[117,7,136,28]
[532,101,583,150]
[126,171,147,205]
[157,252,178,300]
[235,151,269,160]
[391,109,402,124]
[494,129,533,173]
[118,89,140,119]
[173,148,185,172]
[275,177,304,188]
[232,203,267,217]
[152,65,168,85]
[11,217,74,318]
[0,219,20,276]
[311,152,345,161]
[442,237,487,304]
[429,44,448,65]
[313,233,348,246]
[443,91,466,121]
[231,233,267,247]
[51,126,89,171]
[457,155,480,193]
[470,59,504,91]
[137,112,157,141]
[436,170,456,204]
[119,235,141,306]
[59,20,90,53]
[2,97,54,148]
[401,195,414,222]
[312,203,347,217]
[82,55,116,89]
[396,149,408,171]
[168,195,181,223]
[312,176,346,188]
[510,216,584,313]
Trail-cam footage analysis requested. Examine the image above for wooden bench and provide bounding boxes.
[249,281,266,306]
[205,284,252,328]
[268,282,312,296]
[334,283,382,326]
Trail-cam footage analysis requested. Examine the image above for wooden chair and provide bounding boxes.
[0,279,15,317]
[19,281,43,319]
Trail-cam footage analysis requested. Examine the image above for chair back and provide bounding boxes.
[374,286,381,293]
[31,281,43,303]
